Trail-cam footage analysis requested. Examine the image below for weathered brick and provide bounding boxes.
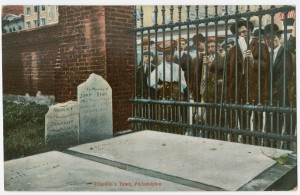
[3,5,134,132]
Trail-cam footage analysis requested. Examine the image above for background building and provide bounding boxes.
[2,5,24,33]
[24,5,59,29]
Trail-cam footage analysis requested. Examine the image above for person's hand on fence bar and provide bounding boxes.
[244,50,254,67]
[203,55,212,68]
[217,79,223,86]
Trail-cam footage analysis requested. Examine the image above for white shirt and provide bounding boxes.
[269,44,281,63]
[149,61,187,93]
[238,36,248,59]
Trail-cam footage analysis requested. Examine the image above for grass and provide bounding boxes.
[3,101,76,161]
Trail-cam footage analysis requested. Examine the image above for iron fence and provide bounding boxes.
[128,5,296,151]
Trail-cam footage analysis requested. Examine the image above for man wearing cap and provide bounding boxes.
[173,38,193,124]
[227,19,270,144]
[220,38,235,53]
[149,40,187,131]
[263,23,293,147]
[141,36,161,65]
[251,28,265,44]
[201,36,226,139]
[137,50,156,99]
[190,33,205,102]
[173,38,193,94]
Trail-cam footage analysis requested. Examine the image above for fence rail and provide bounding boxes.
[129,5,296,151]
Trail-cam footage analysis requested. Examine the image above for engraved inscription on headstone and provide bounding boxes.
[45,101,79,145]
[78,73,113,143]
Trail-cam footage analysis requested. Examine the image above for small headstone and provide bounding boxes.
[45,101,79,145]
[78,73,113,143]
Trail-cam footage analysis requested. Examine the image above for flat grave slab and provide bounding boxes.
[4,151,199,191]
[67,130,297,191]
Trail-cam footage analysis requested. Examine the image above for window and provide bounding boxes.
[136,9,141,21]
[26,6,30,15]
[56,6,59,17]
[41,5,46,11]
[41,18,46,26]
[48,5,52,19]
[34,6,38,13]
[26,21,31,29]
[34,19,38,27]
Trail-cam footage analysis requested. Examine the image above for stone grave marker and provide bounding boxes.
[78,73,113,143]
[45,101,79,145]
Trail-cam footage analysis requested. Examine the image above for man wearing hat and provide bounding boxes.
[173,38,193,124]
[137,50,157,99]
[173,38,193,92]
[220,38,235,53]
[251,28,265,44]
[263,23,293,147]
[149,40,187,131]
[201,36,226,139]
[141,36,161,65]
[227,19,270,144]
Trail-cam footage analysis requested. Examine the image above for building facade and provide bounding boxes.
[23,5,59,29]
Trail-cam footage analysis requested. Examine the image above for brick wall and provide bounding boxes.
[55,6,107,102]
[105,6,135,132]
[2,6,134,132]
[2,24,60,96]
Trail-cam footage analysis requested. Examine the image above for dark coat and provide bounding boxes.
[136,63,156,98]
[190,53,204,100]
[173,52,193,91]
[227,39,270,104]
[269,45,293,106]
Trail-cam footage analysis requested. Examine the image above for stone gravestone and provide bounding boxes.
[78,73,113,143]
[45,101,79,145]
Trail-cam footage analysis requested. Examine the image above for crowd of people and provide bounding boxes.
[136,13,296,148]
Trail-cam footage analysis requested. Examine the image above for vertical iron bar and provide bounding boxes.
[154,6,158,120]
[170,6,174,125]
[245,5,250,145]
[257,5,263,146]
[269,5,275,148]
[147,30,151,121]
[162,6,166,121]
[234,6,239,138]
[195,5,200,137]
[214,5,218,139]
[178,5,182,122]
[282,9,288,149]
[186,5,191,130]
[223,5,229,141]
[204,5,209,138]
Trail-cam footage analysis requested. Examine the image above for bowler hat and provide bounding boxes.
[192,33,205,45]
[263,24,283,38]
[253,28,264,38]
[157,40,178,53]
[230,19,254,35]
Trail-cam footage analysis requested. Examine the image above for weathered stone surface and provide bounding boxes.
[45,101,79,145]
[4,151,199,191]
[78,73,113,143]
[68,130,295,191]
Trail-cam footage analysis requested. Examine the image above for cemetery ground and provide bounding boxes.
[3,101,76,161]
